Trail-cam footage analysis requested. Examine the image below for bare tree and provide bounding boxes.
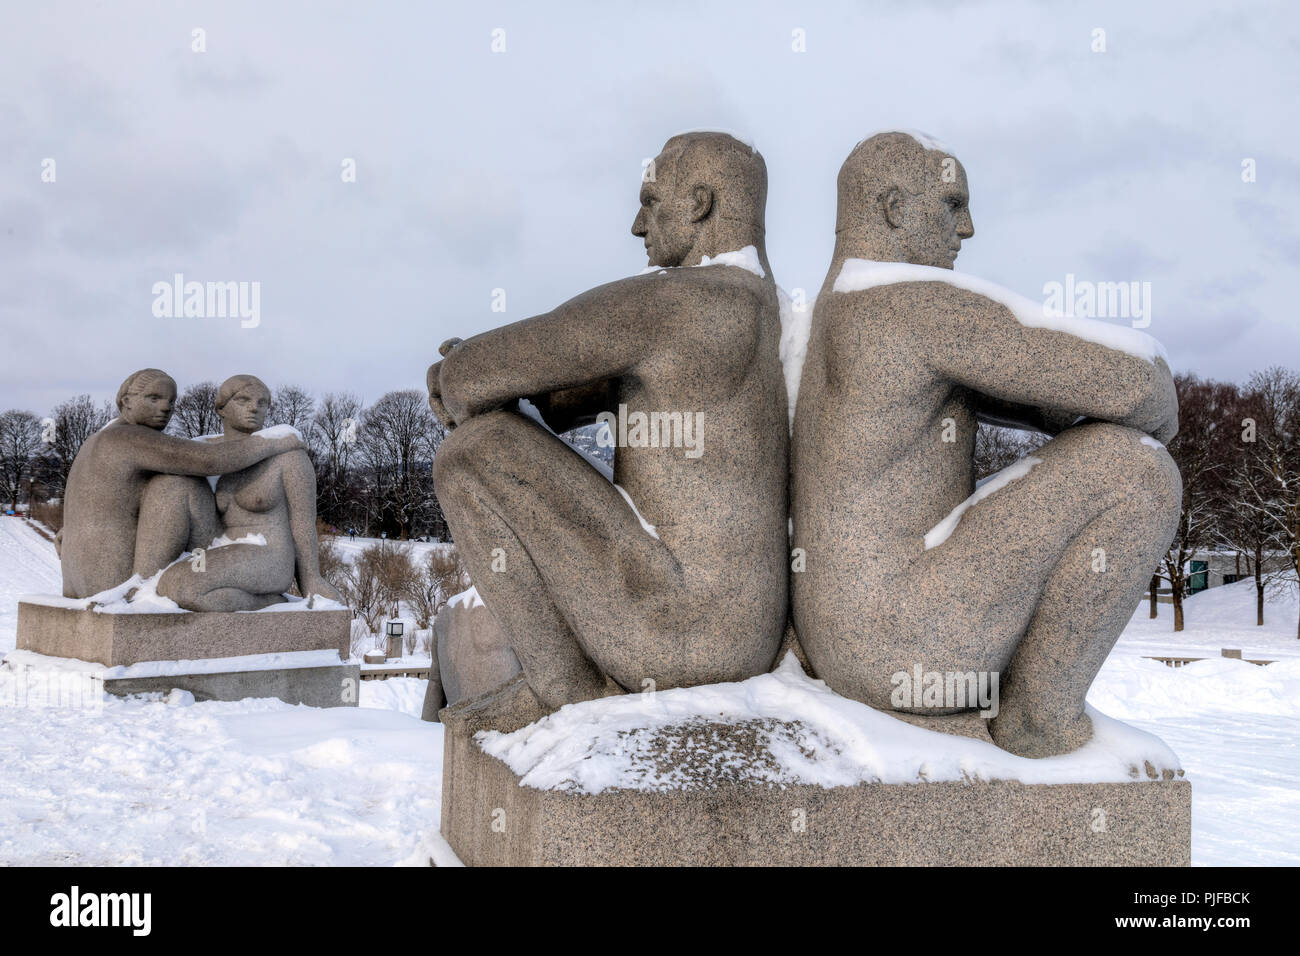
[267,384,316,434]
[0,410,43,512]
[973,424,1048,482]
[358,390,445,540]
[1235,367,1300,638]
[167,381,221,438]
[1217,383,1275,626]
[312,391,363,531]
[342,540,416,632]
[1158,375,1237,631]
[405,546,470,629]
[43,394,114,498]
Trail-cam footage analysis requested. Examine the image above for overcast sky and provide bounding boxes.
[2,0,1297,415]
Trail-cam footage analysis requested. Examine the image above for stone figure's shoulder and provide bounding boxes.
[74,421,121,457]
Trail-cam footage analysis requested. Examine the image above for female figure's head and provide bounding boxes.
[116,368,177,430]
[215,374,272,436]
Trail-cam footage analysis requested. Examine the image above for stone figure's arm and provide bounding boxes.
[282,450,343,603]
[927,288,1179,443]
[117,423,305,476]
[435,277,667,425]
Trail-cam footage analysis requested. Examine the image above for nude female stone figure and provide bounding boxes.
[157,375,343,612]
[59,369,305,599]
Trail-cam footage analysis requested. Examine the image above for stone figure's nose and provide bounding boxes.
[958,209,974,240]
[631,208,647,238]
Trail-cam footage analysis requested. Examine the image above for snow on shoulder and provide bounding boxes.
[639,247,765,280]
[696,246,765,278]
[778,285,814,431]
[477,654,1182,794]
[254,424,303,441]
[832,259,1167,364]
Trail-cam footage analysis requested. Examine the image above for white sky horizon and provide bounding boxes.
[2,0,1297,414]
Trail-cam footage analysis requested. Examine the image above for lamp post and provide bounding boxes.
[385,619,405,660]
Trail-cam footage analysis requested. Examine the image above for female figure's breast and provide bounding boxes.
[216,460,283,518]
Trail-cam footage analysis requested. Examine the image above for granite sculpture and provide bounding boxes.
[428,131,790,731]
[155,375,343,611]
[790,131,1183,758]
[58,369,304,599]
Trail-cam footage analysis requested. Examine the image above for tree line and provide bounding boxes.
[975,366,1300,637]
[3,368,1297,637]
[0,383,451,542]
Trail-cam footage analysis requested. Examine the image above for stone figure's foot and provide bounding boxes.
[440,674,552,736]
[987,704,1093,758]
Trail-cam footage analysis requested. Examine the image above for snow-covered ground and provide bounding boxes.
[1,516,1296,865]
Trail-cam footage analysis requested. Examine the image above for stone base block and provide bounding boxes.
[4,648,359,709]
[105,662,360,708]
[441,721,1191,866]
[17,598,350,666]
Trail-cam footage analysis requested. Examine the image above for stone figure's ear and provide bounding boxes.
[689,185,714,223]
[879,186,905,229]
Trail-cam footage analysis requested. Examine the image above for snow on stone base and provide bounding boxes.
[478,654,1182,794]
[3,647,345,679]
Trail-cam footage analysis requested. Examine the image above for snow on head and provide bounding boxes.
[832,259,1168,364]
[858,128,952,154]
[672,127,757,153]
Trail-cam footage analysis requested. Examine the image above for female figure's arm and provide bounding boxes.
[118,422,304,475]
[281,449,343,603]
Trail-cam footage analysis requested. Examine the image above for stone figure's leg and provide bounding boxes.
[987,425,1181,756]
[156,540,294,612]
[826,422,1179,756]
[133,474,221,579]
[433,408,684,721]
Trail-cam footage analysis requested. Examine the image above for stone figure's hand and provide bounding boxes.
[427,360,454,429]
[428,338,466,427]
[264,433,306,455]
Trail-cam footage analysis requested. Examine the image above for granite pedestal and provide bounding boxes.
[440,716,1191,867]
[17,598,349,665]
[14,599,356,707]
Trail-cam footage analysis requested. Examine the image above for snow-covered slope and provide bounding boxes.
[0,519,61,653]
[1,521,1297,865]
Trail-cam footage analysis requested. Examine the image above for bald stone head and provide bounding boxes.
[116,368,177,430]
[835,131,974,269]
[632,131,768,268]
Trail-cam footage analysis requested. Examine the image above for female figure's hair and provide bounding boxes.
[215,374,272,413]
[115,368,175,412]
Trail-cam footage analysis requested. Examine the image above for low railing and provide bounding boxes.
[1143,648,1277,668]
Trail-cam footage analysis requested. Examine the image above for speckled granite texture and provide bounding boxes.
[440,720,1190,866]
[429,132,789,731]
[791,132,1182,757]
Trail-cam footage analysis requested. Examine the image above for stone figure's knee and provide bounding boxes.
[432,423,479,487]
[1079,422,1181,513]
[434,410,524,488]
